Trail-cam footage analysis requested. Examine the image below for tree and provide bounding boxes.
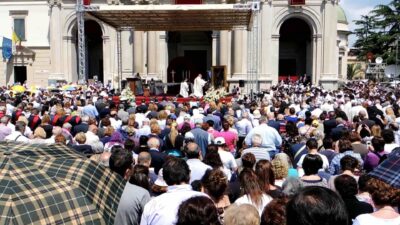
[371,0,400,64]
[347,64,363,80]
[353,15,383,61]
[353,0,400,64]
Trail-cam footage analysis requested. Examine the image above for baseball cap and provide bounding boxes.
[215,137,226,145]
[168,114,177,120]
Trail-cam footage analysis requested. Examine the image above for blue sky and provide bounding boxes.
[340,0,392,46]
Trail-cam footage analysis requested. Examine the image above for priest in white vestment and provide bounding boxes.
[193,74,206,98]
[179,79,189,98]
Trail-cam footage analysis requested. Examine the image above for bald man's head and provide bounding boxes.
[185,142,201,159]
[138,152,152,167]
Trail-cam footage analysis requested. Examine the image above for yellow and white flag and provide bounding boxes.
[12,29,20,54]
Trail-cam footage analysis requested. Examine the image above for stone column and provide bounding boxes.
[271,34,280,84]
[321,0,338,87]
[212,31,220,66]
[133,31,143,74]
[143,31,148,77]
[312,34,322,85]
[232,29,243,75]
[147,31,157,77]
[121,29,133,79]
[158,32,168,83]
[62,36,73,82]
[219,31,231,75]
[102,35,111,84]
[49,2,63,79]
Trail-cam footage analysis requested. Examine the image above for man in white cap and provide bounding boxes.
[215,137,237,181]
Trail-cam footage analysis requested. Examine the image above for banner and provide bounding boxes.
[2,37,12,60]
[12,30,21,54]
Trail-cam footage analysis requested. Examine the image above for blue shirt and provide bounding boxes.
[244,124,282,150]
[186,159,212,183]
[329,151,364,175]
[82,104,99,118]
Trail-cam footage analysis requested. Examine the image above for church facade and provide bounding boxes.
[0,0,349,91]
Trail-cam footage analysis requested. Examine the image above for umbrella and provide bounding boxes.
[0,142,126,224]
[11,85,26,93]
[62,85,77,91]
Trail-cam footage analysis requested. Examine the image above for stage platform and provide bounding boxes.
[134,96,233,104]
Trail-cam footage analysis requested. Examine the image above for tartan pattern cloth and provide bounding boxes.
[369,149,400,189]
[0,142,125,225]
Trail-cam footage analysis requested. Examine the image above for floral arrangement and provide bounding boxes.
[120,87,136,101]
[203,87,228,102]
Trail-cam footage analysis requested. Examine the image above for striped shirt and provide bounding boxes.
[241,147,271,162]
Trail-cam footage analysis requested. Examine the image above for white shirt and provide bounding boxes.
[136,125,151,138]
[218,149,237,181]
[140,184,206,225]
[5,131,30,143]
[353,214,400,225]
[296,153,330,177]
[110,117,122,130]
[186,159,212,183]
[135,113,146,128]
[384,143,399,154]
[235,194,272,216]
[85,131,104,153]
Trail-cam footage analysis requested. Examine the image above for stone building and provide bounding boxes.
[0,0,349,91]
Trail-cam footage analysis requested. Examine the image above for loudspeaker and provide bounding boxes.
[239,80,245,87]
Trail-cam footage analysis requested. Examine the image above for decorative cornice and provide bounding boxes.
[48,0,62,7]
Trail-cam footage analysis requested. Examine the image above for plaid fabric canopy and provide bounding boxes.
[0,142,126,225]
[369,148,400,189]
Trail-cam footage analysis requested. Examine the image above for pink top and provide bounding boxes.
[208,128,220,139]
[215,131,238,152]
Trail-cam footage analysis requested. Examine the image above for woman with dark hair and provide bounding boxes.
[255,160,283,198]
[334,175,373,224]
[329,139,363,175]
[299,154,328,188]
[201,169,230,220]
[203,151,232,180]
[206,144,218,154]
[261,197,289,225]
[129,165,150,191]
[364,136,387,172]
[176,196,222,225]
[235,169,273,215]
[281,121,302,164]
[382,129,399,153]
[286,186,348,225]
[353,178,400,225]
[135,135,149,153]
[179,122,192,137]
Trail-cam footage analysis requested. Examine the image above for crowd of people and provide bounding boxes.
[0,79,399,225]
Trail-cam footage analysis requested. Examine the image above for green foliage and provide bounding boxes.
[353,0,400,64]
[347,64,363,80]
